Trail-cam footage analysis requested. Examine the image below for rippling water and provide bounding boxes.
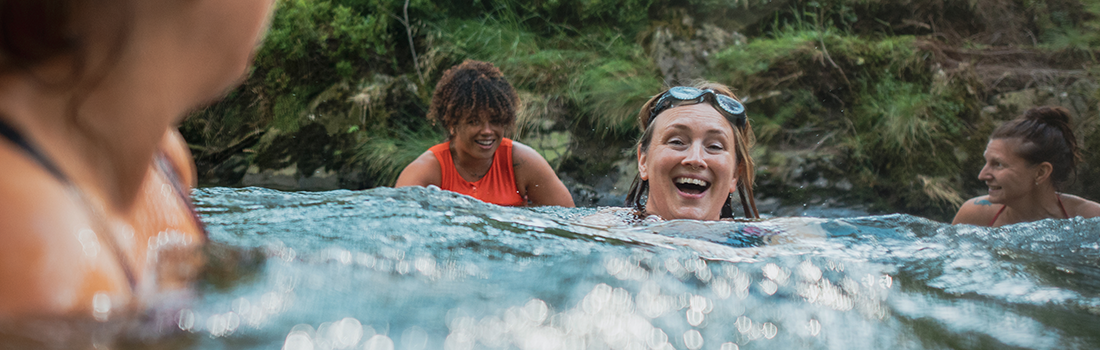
[156,186,1100,349]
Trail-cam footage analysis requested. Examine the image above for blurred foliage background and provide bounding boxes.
[181,0,1100,221]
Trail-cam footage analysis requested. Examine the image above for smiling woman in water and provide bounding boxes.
[624,82,759,221]
[953,106,1100,227]
[0,0,275,341]
[395,60,574,207]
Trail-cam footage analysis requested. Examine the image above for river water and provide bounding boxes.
[149,186,1100,349]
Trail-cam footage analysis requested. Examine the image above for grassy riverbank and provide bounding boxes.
[181,0,1100,221]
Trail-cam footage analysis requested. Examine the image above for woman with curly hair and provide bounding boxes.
[396,60,574,207]
[953,106,1100,226]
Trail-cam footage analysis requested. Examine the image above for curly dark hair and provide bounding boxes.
[990,106,1081,188]
[428,60,518,137]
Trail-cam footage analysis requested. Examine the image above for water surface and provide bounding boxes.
[171,186,1100,350]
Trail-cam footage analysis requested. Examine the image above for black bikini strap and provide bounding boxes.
[0,117,138,291]
[0,118,69,183]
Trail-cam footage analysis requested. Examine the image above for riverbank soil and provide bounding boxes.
[181,0,1100,221]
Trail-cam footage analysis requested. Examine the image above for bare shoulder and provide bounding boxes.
[510,141,574,207]
[159,128,197,187]
[395,150,442,187]
[510,141,546,169]
[1060,194,1100,219]
[0,150,126,316]
[951,195,1000,225]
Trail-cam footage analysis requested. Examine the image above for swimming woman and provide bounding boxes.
[0,0,274,325]
[953,106,1100,226]
[624,82,759,221]
[396,60,574,207]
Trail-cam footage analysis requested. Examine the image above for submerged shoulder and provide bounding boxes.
[395,150,442,187]
[952,196,1000,225]
[1061,194,1100,219]
[159,128,197,187]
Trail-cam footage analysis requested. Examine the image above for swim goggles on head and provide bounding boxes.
[649,86,747,127]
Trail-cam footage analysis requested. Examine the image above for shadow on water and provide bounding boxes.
[61,187,1100,349]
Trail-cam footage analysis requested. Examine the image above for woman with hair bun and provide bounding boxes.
[396,60,574,207]
[953,106,1100,227]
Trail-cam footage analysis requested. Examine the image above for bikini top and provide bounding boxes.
[0,117,207,292]
[990,194,1069,226]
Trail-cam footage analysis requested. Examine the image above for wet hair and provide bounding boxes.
[428,60,518,138]
[624,81,759,219]
[990,106,1081,188]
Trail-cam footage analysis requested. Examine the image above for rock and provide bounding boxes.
[651,20,746,85]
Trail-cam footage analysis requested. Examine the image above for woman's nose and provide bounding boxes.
[478,121,493,134]
[978,165,992,180]
[682,143,707,169]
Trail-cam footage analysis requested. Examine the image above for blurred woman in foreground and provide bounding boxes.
[625,82,759,221]
[396,60,574,207]
[0,0,274,332]
[953,106,1100,227]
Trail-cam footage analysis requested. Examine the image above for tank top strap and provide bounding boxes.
[990,205,1006,227]
[1057,193,1069,219]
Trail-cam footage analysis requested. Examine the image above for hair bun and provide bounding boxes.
[1024,106,1072,127]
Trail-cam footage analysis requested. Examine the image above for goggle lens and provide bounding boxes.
[650,87,746,127]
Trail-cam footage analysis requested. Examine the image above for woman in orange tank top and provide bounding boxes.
[396,60,574,207]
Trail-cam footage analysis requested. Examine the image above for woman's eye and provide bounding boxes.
[707,143,725,151]
[668,138,685,146]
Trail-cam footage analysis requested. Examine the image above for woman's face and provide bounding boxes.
[979,138,1040,204]
[451,116,508,160]
[639,104,738,221]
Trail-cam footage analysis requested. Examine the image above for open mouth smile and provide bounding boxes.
[674,177,710,195]
[475,139,495,148]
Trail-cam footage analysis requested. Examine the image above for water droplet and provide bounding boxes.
[762,322,778,339]
[686,309,705,326]
[283,331,314,350]
[683,329,704,349]
[524,299,549,325]
[332,317,363,348]
[92,292,111,321]
[178,309,195,331]
[759,280,778,295]
[363,334,394,350]
[647,328,668,348]
[807,319,821,336]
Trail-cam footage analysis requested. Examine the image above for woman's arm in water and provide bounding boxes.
[512,141,575,207]
[395,151,442,187]
[951,196,999,226]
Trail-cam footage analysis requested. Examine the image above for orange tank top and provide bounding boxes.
[429,138,525,206]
